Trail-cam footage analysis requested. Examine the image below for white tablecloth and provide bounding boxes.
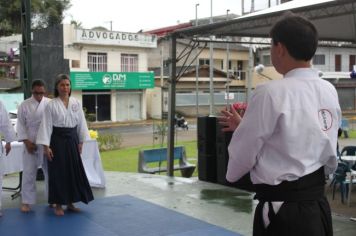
[341,155,356,163]
[1,140,106,188]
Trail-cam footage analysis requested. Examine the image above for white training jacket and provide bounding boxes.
[36,97,89,146]
[17,96,51,143]
[227,68,342,185]
[0,100,16,143]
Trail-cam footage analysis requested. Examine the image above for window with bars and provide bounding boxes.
[262,55,271,66]
[199,59,210,66]
[88,52,107,72]
[312,54,325,65]
[121,54,138,72]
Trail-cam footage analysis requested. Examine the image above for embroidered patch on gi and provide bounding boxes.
[318,109,333,131]
[72,103,79,112]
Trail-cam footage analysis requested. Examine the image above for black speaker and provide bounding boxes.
[215,121,255,192]
[197,116,217,182]
[216,122,233,185]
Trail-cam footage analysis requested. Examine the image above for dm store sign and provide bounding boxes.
[70,72,154,90]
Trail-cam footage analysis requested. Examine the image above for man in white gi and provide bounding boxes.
[0,100,17,217]
[219,13,341,236]
[17,79,51,212]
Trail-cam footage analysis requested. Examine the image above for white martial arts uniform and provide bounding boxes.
[17,96,51,205]
[226,68,342,227]
[36,97,89,148]
[0,101,17,210]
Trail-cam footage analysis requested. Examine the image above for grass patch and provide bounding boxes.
[344,130,356,139]
[100,140,198,177]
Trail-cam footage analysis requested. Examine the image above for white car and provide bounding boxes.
[8,110,17,132]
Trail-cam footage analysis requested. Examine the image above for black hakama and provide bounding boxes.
[252,167,333,236]
[48,126,94,205]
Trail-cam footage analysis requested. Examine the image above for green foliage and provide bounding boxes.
[82,107,96,122]
[86,113,96,122]
[343,130,356,139]
[70,20,83,29]
[0,0,71,36]
[97,133,123,151]
[100,141,198,177]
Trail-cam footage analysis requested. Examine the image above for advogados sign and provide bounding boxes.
[75,29,157,48]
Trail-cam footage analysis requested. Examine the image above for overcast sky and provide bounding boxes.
[63,0,277,33]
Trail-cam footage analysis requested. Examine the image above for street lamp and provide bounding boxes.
[254,64,273,80]
[195,3,200,117]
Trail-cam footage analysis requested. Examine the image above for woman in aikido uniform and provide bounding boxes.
[37,74,94,216]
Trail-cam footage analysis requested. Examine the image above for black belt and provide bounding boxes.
[254,167,326,202]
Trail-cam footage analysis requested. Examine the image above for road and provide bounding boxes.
[97,123,197,148]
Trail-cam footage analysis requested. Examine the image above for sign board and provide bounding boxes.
[75,29,157,48]
[70,72,154,90]
[224,92,235,100]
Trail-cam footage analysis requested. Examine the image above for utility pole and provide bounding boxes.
[105,21,113,31]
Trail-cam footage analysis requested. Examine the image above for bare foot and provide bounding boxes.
[67,204,80,212]
[54,205,64,216]
[21,204,31,213]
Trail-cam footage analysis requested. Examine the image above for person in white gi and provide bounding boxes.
[0,100,17,217]
[219,13,341,236]
[17,79,51,213]
[37,74,93,216]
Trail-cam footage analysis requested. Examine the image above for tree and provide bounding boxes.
[0,0,71,36]
[70,20,83,29]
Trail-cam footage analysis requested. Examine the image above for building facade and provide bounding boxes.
[258,45,356,112]
[31,24,157,122]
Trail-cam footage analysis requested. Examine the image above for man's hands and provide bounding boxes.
[218,104,242,132]
[78,143,83,155]
[44,145,53,161]
[24,140,37,154]
[5,142,11,156]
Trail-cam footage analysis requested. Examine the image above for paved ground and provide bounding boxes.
[90,119,356,219]
[1,119,355,235]
[2,171,356,236]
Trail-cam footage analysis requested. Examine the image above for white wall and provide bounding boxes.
[313,47,356,72]
[146,88,162,119]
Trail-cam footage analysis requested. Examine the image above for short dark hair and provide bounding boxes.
[54,74,71,97]
[270,12,318,61]
[31,79,46,89]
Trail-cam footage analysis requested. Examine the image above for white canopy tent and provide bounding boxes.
[165,0,356,176]
[175,0,356,42]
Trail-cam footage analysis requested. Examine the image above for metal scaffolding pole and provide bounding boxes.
[209,0,214,115]
[21,0,32,99]
[167,34,177,177]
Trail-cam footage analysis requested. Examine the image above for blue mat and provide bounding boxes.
[0,195,241,236]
